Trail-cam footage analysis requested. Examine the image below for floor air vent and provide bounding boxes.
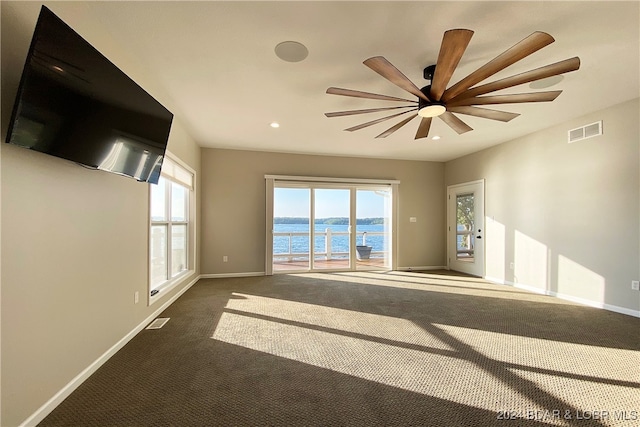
[568,121,602,143]
[146,318,170,330]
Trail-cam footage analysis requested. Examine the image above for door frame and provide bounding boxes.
[447,179,485,277]
[265,175,400,275]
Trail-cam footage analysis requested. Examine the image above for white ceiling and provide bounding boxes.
[14,1,640,161]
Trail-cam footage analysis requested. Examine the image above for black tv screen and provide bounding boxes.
[5,6,173,184]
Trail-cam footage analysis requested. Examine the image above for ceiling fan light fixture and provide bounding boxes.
[418,103,446,118]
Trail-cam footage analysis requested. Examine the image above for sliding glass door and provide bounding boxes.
[272,187,310,271]
[356,188,391,270]
[268,178,396,274]
[313,188,351,270]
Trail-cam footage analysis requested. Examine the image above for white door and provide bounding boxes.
[448,180,484,276]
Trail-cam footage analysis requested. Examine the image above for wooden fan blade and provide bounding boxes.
[325,105,416,118]
[450,57,580,100]
[376,114,418,138]
[414,117,432,140]
[439,111,473,134]
[442,31,555,102]
[363,56,430,102]
[344,109,417,132]
[447,106,520,122]
[327,87,417,103]
[447,91,562,107]
[430,29,474,101]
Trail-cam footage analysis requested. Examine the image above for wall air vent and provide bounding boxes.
[146,318,170,329]
[568,121,602,143]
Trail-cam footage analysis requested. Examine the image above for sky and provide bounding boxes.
[274,188,389,218]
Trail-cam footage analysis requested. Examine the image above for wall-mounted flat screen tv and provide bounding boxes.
[5,6,173,184]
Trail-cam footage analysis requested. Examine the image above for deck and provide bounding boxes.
[273,257,387,272]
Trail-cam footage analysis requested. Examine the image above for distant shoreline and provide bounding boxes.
[274,217,385,225]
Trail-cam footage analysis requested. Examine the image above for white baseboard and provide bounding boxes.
[397,266,448,272]
[202,269,453,278]
[551,291,640,318]
[20,275,201,427]
[484,276,640,318]
[200,272,265,279]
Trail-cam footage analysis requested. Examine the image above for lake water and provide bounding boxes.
[273,223,386,256]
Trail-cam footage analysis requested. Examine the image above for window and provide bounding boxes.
[150,156,194,295]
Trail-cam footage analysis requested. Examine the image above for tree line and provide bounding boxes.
[274,217,385,225]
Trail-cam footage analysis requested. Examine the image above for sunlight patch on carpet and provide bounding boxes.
[212,312,550,416]
[217,293,455,351]
[298,272,577,305]
[211,299,560,419]
[435,324,640,383]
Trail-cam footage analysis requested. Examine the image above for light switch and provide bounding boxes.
[409,217,417,223]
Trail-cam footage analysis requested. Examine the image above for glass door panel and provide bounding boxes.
[313,188,350,270]
[272,188,310,272]
[456,193,475,262]
[356,188,391,270]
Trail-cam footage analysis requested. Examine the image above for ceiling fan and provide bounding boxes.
[325,29,580,139]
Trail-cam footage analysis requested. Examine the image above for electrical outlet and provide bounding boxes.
[509,262,514,270]
[223,255,228,262]
[632,280,639,291]
[134,291,139,304]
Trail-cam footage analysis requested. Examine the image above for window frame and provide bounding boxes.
[149,153,195,305]
[265,175,399,275]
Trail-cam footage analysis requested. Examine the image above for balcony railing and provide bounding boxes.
[456,229,475,258]
[273,229,387,261]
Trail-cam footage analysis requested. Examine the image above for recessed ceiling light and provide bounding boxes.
[432,135,441,140]
[529,75,564,89]
[275,41,309,63]
[270,122,280,128]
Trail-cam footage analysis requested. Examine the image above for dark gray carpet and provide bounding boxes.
[39,271,640,426]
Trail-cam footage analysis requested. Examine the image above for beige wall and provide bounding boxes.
[445,98,640,314]
[0,2,201,425]
[201,149,445,274]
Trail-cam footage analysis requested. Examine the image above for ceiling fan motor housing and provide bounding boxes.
[418,84,446,117]
[420,85,433,100]
[419,66,447,116]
